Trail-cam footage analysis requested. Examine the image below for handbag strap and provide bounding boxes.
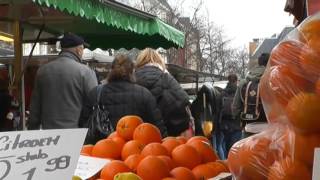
[96,84,104,105]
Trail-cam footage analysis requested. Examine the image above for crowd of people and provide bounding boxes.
[0,33,270,160]
[27,33,193,143]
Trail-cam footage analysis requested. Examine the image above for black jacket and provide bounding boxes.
[79,80,167,136]
[135,66,190,136]
[220,82,241,131]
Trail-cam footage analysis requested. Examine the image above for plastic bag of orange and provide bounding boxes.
[228,12,320,179]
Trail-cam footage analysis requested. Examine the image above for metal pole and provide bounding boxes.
[13,20,25,130]
[195,73,199,93]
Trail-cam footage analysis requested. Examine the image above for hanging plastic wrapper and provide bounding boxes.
[227,12,320,180]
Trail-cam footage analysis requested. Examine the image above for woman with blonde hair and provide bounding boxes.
[80,54,167,143]
[135,48,193,137]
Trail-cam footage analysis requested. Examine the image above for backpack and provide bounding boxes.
[85,85,114,144]
[219,87,238,131]
[157,73,193,135]
[240,80,265,123]
[158,73,188,116]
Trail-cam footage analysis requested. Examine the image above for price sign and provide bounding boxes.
[0,129,87,180]
[74,155,110,180]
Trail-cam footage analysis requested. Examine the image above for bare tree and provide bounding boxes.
[117,0,249,79]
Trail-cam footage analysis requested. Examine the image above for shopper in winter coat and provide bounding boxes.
[232,53,270,138]
[135,48,192,137]
[79,54,167,136]
[218,74,242,159]
[29,33,98,130]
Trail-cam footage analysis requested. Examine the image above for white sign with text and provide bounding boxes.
[313,148,320,180]
[74,155,110,180]
[0,129,87,180]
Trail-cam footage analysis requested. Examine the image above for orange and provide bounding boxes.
[162,138,182,155]
[137,156,170,180]
[116,115,143,141]
[268,157,311,180]
[300,48,320,82]
[110,136,126,151]
[81,144,94,156]
[170,167,196,180]
[269,40,304,73]
[294,133,320,167]
[133,123,162,145]
[187,136,210,144]
[121,140,145,160]
[92,139,121,159]
[259,74,279,109]
[100,160,131,180]
[228,137,277,180]
[299,19,320,54]
[286,92,320,133]
[206,161,228,173]
[192,164,220,180]
[158,155,176,170]
[187,140,218,163]
[172,144,201,169]
[267,66,312,106]
[124,154,144,172]
[176,136,187,144]
[107,131,121,139]
[141,143,169,157]
[162,178,176,180]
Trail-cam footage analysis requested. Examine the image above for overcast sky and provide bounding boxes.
[173,0,293,48]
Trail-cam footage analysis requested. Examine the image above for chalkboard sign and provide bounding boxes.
[0,129,87,180]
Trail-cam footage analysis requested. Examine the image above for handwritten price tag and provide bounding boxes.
[74,155,110,180]
[0,129,87,180]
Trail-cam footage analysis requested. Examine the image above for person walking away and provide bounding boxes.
[219,74,242,159]
[29,33,97,129]
[135,48,193,137]
[80,54,167,143]
[232,53,270,138]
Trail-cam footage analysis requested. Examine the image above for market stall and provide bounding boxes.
[0,0,185,130]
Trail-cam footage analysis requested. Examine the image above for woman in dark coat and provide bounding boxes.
[135,48,192,137]
[80,54,167,137]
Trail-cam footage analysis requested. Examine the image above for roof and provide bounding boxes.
[0,0,185,49]
[251,26,294,60]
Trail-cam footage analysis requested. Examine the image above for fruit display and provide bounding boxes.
[228,13,320,179]
[80,115,228,180]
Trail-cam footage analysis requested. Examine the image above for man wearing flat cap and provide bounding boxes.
[29,33,98,129]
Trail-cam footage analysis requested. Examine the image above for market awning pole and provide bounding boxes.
[13,20,26,130]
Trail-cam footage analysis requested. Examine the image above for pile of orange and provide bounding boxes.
[80,115,228,180]
[228,15,320,179]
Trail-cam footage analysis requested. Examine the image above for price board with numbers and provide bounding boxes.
[0,129,87,180]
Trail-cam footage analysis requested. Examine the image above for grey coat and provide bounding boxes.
[29,51,98,129]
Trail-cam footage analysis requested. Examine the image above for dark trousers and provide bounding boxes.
[214,129,242,159]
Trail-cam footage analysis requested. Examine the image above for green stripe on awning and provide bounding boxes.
[32,0,185,49]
